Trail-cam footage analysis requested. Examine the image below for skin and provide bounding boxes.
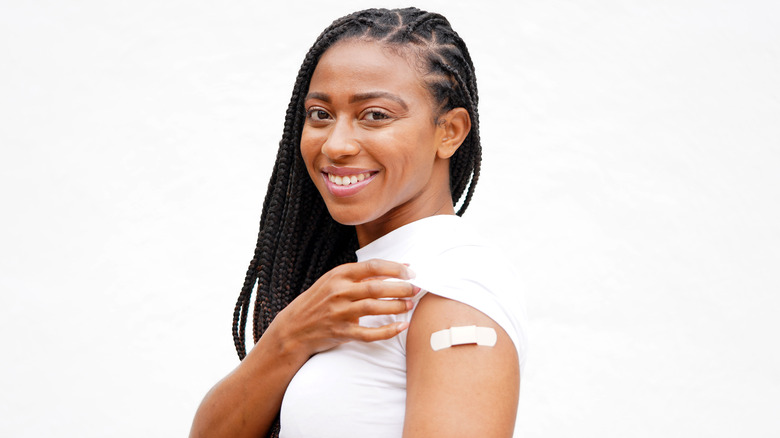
[404,294,519,437]
[190,39,519,438]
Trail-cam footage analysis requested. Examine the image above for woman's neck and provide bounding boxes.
[355,196,455,247]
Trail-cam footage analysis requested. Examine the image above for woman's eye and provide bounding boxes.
[363,110,390,121]
[306,109,331,122]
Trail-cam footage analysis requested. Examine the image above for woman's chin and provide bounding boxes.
[326,209,372,227]
[323,202,384,227]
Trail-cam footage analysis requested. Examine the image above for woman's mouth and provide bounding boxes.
[321,169,378,197]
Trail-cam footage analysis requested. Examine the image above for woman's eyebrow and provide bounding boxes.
[305,92,331,103]
[305,91,409,111]
[349,92,409,110]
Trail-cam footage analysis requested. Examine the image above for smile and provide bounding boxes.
[321,169,378,197]
[327,172,373,186]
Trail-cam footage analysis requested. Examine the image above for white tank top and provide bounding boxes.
[279,215,527,437]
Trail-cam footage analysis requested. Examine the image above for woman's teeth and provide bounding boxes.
[328,172,371,186]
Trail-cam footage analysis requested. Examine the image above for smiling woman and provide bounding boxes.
[190,7,527,438]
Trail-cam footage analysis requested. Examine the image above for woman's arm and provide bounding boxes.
[190,260,418,438]
[189,319,308,438]
[403,293,520,438]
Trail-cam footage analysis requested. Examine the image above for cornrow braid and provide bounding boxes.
[231,9,482,436]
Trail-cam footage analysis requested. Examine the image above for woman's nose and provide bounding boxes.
[321,119,360,160]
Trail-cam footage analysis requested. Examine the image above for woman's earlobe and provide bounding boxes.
[437,108,471,159]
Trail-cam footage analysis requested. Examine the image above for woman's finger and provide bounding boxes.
[349,297,414,317]
[343,259,415,281]
[342,279,419,300]
[345,321,410,343]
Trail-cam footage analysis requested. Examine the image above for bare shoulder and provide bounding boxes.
[403,293,520,438]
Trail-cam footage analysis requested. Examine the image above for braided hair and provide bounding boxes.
[232,7,482,436]
[233,7,482,357]
[233,6,482,357]
[233,3,481,381]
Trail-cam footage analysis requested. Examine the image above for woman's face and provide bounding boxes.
[301,39,455,244]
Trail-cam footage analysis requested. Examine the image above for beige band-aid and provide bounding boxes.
[430,325,497,351]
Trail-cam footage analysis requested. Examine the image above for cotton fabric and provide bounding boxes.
[279,215,527,437]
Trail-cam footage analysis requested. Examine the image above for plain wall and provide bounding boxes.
[1,0,778,436]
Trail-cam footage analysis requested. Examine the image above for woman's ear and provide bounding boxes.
[436,107,471,159]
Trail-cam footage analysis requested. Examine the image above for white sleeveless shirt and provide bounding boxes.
[279,215,527,437]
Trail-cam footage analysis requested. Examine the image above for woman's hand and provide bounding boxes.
[273,258,419,358]
[190,258,417,438]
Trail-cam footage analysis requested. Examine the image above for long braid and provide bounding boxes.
[440,62,481,214]
[232,8,482,436]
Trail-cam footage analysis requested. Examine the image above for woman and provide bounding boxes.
[191,7,527,438]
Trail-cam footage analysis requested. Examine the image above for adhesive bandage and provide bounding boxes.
[430,325,497,351]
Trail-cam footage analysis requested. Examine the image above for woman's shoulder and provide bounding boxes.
[401,214,514,265]
[404,217,528,371]
[408,216,519,297]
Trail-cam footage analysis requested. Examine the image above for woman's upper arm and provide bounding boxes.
[403,293,520,438]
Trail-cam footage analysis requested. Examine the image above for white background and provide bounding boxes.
[1,0,778,436]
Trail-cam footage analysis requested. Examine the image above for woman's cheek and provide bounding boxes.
[300,138,320,173]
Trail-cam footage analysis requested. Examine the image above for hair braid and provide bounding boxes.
[438,61,481,214]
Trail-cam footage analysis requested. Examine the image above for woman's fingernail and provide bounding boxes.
[405,267,416,279]
[406,300,414,310]
[413,286,421,295]
[397,321,410,332]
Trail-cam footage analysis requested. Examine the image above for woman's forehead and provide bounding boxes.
[309,39,428,94]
